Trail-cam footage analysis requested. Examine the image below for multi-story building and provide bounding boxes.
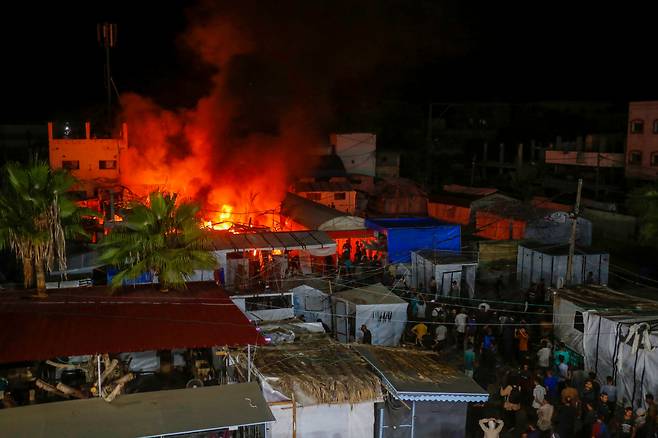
[626,101,658,181]
[48,121,127,197]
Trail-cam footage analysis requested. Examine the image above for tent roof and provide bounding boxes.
[414,250,477,265]
[556,285,658,318]
[210,229,335,252]
[333,283,406,305]
[520,240,608,256]
[0,382,274,438]
[0,282,264,364]
[354,346,489,402]
[281,192,365,231]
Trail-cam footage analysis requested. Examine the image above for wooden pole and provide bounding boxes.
[566,178,583,286]
[292,393,297,438]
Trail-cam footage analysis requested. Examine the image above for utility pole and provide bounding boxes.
[470,154,476,186]
[97,23,117,135]
[595,145,601,199]
[566,178,583,286]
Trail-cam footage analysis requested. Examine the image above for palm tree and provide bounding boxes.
[99,191,217,291]
[0,162,88,296]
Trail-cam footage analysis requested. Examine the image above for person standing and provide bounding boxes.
[532,376,546,410]
[454,308,468,348]
[479,418,504,438]
[645,393,657,437]
[433,323,448,352]
[617,406,634,438]
[360,325,372,344]
[516,325,530,363]
[537,398,554,433]
[464,343,476,377]
[537,340,552,371]
[601,376,617,415]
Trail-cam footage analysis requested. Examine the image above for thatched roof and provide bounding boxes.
[252,335,382,405]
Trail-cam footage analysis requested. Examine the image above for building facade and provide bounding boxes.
[626,101,658,180]
[48,122,128,196]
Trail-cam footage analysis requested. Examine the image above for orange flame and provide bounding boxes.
[205,204,234,230]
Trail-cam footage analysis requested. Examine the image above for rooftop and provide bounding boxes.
[520,240,607,256]
[555,285,658,318]
[0,282,264,364]
[209,229,335,252]
[413,249,478,265]
[252,330,382,405]
[332,283,406,306]
[366,217,453,230]
[294,180,354,193]
[354,345,489,402]
[0,382,274,438]
[281,192,365,231]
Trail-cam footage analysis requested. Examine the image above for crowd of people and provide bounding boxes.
[391,282,656,438]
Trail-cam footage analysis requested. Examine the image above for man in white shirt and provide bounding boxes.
[537,340,551,369]
[532,376,546,409]
[434,324,448,352]
[454,309,468,348]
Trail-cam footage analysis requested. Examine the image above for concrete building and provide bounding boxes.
[48,121,128,197]
[292,179,357,214]
[330,133,376,177]
[626,101,658,180]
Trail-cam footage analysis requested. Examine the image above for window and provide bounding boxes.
[306,193,321,201]
[574,311,584,333]
[630,119,644,134]
[99,160,117,169]
[62,160,80,170]
[652,152,658,167]
[334,192,346,200]
[654,120,658,134]
[629,150,642,165]
[305,295,324,311]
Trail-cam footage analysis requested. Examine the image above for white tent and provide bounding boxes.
[331,283,407,346]
[410,250,478,298]
[554,286,658,407]
[291,282,333,330]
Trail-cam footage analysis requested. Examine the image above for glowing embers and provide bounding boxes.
[204,204,234,230]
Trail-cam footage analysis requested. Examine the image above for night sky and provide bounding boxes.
[1,1,656,123]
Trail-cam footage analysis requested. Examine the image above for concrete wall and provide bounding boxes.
[296,190,357,214]
[331,133,376,177]
[545,150,624,167]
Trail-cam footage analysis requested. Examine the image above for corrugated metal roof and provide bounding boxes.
[0,382,274,438]
[0,282,264,364]
[210,229,335,252]
[354,346,489,403]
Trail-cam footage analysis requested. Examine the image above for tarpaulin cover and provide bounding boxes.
[365,218,461,263]
[0,282,264,364]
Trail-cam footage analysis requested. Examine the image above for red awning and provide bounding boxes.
[0,282,264,364]
[326,229,375,239]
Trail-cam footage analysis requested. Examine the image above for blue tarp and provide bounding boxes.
[106,268,153,286]
[365,218,461,263]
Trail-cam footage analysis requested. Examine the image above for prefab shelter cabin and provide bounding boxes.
[411,250,478,298]
[250,327,382,438]
[290,279,334,330]
[369,177,428,215]
[517,241,609,289]
[332,283,408,346]
[554,286,658,407]
[364,217,461,264]
[354,345,489,438]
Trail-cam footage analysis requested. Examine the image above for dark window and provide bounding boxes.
[306,193,321,201]
[334,192,346,200]
[629,150,642,165]
[62,160,80,170]
[99,160,117,169]
[653,120,658,134]
[574,311,584,333]
[630,119,644,134]
[652,152,658,167]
